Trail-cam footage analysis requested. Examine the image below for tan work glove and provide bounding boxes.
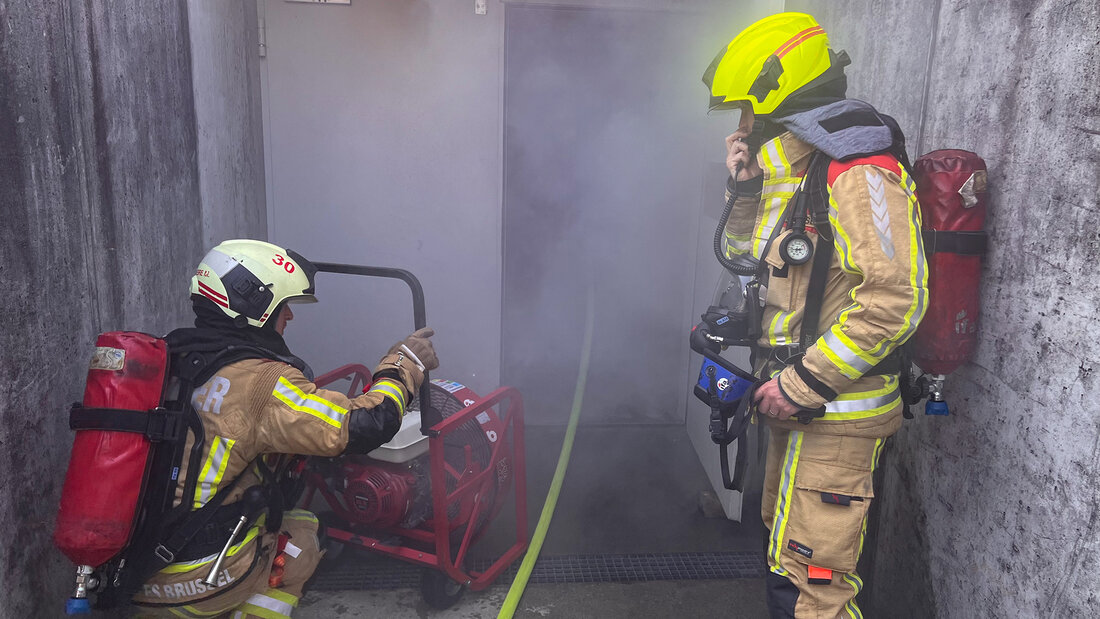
[375,327,439,395]
[386,327,439,372]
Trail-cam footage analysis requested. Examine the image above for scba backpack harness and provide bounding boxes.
[691,114,988,491]
[54,332,294,612]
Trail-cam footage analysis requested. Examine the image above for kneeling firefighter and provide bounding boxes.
[58,239,438,618]
[698,13,928,618]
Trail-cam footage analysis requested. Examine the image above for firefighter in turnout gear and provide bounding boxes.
[131,239,438,618]
[702,13,927,618]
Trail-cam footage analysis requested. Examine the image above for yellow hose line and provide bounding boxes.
[498,287,595,619]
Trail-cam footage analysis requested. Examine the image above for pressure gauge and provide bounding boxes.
[779,232,814,265]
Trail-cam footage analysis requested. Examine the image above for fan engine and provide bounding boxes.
[340,460,423,528]
[317,380,510,536]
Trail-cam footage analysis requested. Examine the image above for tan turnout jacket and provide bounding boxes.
[724,132,928,436]
[132,352,420,609]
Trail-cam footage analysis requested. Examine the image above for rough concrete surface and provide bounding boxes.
[0,1,265,615]
[187,0,268,249]
[788,1,1100,617]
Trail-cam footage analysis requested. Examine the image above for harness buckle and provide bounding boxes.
[146,407,185,442]
[153,544,175,564]
[770,345,805,366]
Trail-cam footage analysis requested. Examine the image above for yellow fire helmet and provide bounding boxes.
[190,239,318,328]
[702,12,849,116]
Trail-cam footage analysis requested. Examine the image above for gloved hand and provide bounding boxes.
[386,327,439,372]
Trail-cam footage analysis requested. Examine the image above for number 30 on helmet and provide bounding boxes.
[190,239,318,328]
[702,12,849,116]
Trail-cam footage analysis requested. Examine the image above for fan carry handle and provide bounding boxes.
[314,263,441,436]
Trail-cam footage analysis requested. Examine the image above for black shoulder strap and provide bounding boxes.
[798,153,835,351]
[796,153,907,374]
[149,471,247,568]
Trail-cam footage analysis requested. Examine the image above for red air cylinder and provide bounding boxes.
[911,150,988,376]
[54,332,168,567]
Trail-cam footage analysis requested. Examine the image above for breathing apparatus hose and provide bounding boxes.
[498,285,595,619]
[713,165,760,276]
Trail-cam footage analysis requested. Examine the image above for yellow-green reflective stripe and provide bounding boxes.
[725,231,752,257]
[819,329,877,378]
[754,196,786,257]
[872,437,886,468]
[828,195,861,275]
[843,439,878,619]
[238,589,298,619]
[817,339,864,380]
[159,524,262,574]
[843,573,865,618]
[263,588,300,607]
[762,180,799,194]
[823,391,900,419]
[176,605,225,618]
[368,379,406,414]
[898,166,929,341]
[834,376,898,401]
[235,603,290,619]
[755,139,795,257]
[284,508,319,523]
[193,436,236,508]
[273,376,347,429]
[768,310,795,347]
[768,431,803,574]
[762,138,789,178]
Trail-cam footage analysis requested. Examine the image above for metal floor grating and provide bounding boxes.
[311,551,766,591]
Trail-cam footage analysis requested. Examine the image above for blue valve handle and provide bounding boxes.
[66,598,92,615]
[925,400,950,416]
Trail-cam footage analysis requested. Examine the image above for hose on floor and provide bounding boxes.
[498,286,595,619]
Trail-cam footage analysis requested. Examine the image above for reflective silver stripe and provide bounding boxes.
[273,376,348,428]
[756,196,785,254]
[242,593,295,617]
[204,248,239,277]
[865,169,895,259]
[825,389,900,414]
[725,231,752,254]
[821,330,874,375]
[763,181,799,195]
[770,311,794,346]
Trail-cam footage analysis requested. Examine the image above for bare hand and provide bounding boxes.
[725,128,763,182]
[753,378,800,421]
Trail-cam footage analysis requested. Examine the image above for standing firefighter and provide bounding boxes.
[126,239,438,617]
[702,13,927,618]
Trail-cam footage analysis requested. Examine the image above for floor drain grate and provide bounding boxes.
[311,551,765,591]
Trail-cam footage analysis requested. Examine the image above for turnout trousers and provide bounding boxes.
[132,509,323,618]
[761,427,886,619]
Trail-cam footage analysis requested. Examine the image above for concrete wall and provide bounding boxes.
[787,1,1100,616]
[259,0,506,396]
[0,1,265,614]
[188,0,268,249]
[258,0,782,422]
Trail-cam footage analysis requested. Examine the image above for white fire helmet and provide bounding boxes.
[190,239,318,328]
